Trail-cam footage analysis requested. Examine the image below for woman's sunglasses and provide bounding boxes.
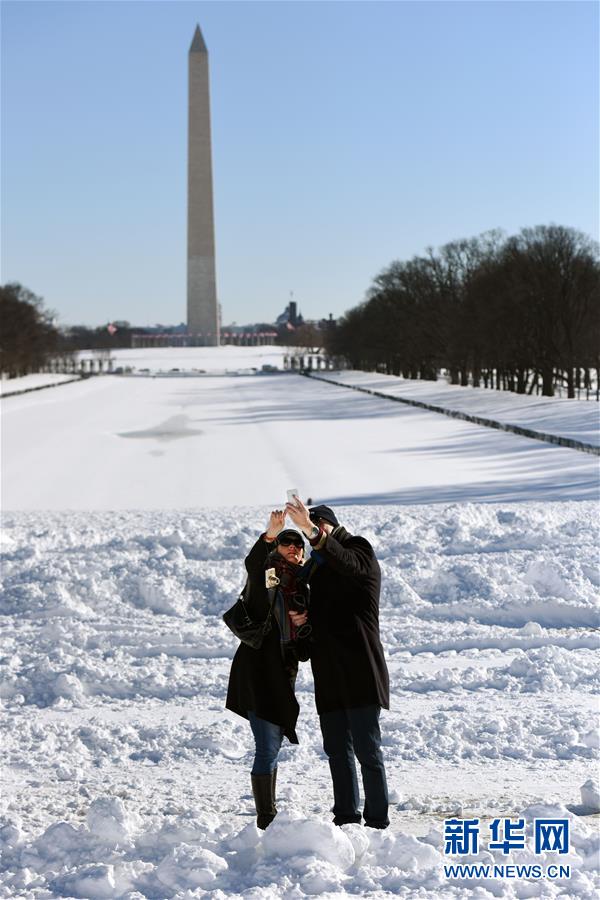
[278,538,303,548]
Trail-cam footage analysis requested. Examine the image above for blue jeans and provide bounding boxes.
[248,712,284,775]
[319,705,389,828]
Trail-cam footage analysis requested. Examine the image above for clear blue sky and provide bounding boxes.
[1,1,598,327]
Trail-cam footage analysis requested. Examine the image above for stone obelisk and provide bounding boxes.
[187,25,219,344]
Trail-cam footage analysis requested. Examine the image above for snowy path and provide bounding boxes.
[2,371,597,510]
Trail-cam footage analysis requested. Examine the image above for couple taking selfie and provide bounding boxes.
[226,495,390,831]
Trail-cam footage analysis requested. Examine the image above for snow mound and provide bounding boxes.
[580,778,600,813]
[2,806,598,898]
[50,864,117,900]
[155,844,228,892]
[262,811,355,869]
[87,797,143,844]
[367,828,442,870]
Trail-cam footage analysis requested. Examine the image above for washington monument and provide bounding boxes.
[187,25,219,344]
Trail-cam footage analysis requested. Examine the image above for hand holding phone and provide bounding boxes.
[286,489,300,507]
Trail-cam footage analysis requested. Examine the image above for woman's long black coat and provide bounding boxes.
[225,536,306,743]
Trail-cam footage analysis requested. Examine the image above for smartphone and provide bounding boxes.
[287,489,300,506]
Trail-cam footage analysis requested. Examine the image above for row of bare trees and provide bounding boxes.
[0,284,138,378]
[325,225,600,398]
[0,283,60,378]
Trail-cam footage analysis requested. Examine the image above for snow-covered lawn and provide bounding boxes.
[315,370,600,448]
[1,347,598,898]
[77,344,293,374]
[2,370,598,510]
[0,373,81,397]
[0,346,292,398]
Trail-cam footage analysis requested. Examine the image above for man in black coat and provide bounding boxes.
[285,498,390,829]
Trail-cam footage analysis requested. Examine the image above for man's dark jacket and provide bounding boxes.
[225,536,308,743]
[308,526,389,714]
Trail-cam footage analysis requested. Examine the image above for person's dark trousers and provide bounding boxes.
[319,705,389,829]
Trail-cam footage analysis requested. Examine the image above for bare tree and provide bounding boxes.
[328,225,598,399]
[0,283,59,377]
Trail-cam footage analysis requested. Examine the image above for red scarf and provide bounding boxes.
[270,555,303,641]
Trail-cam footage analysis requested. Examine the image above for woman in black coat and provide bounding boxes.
[226,510,310,829]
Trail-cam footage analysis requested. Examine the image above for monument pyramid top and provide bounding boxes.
[190,25,207,54]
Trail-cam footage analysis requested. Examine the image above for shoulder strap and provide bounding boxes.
[240,579,278,634]
[262,584,278,633]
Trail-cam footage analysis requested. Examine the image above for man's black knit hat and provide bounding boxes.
[308,505,340,528]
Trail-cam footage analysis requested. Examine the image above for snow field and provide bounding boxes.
[2,347,598,896]
[315,370,600,449]
[1,501,598,898]
[3,369,599,510]
[76,345,294,373]
[0,373,81,397]
[5,800,594,899]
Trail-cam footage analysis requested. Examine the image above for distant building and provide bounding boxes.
[220,323,278,346]
[132,322,277,348]
[276,301,303,330]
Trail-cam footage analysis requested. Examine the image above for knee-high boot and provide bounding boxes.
[251,772,277,829]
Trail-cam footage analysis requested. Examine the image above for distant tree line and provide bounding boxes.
[279,322,323,347]
[0,283,60,378]
[324,225,600,398]
[59,324,136,351]
[0,282,142,377]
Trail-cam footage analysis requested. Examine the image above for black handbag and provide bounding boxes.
[222,582,277,649]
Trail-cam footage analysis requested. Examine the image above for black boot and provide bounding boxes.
[251,772,277,829]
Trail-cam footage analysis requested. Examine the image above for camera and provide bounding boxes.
[289,584,312,639]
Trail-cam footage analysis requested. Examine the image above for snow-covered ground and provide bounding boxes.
[0,373,81,397]
[0,347,291,397]
[2,366,598,510]
[315,370,600,449]
[77,345,293,374]
[1,503,598,898]
[1,347,598,898]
